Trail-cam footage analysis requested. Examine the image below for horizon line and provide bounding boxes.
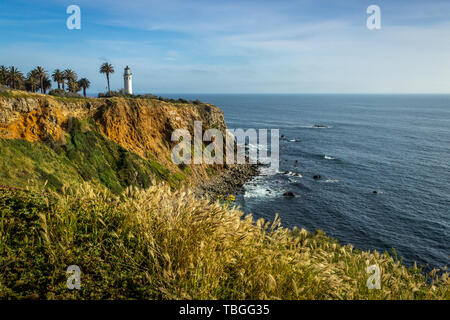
[88,92,450,96]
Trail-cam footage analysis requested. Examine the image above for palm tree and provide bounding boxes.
[68,80,80,93]
[52,69,64,89]
[8,66,24,89]
[78,78,90,97]
[62,69,77,91]
[0,65,9,85]
[99,62,114,92]
[32,66,47,94]
[26,70,39,92]
[42,76,52,94]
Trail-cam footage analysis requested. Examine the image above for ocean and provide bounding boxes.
[164,94,449,270]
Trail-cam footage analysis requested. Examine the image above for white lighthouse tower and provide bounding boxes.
[123,66,133,95]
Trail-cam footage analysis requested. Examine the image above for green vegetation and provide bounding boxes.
[0,65,90,96]
[99,62,114,92]
[96,90,208,106]
[206,166,218,176]
[48,88,83,98]
[0,118,185,193]
[98,90,133,98]
[78,78,90,98]
[0,184,448,299]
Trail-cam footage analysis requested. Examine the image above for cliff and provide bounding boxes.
[0,90,229,192]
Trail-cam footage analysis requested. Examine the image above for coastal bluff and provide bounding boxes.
[0,89,245,193]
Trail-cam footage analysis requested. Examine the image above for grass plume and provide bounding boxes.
[0,183,448,299]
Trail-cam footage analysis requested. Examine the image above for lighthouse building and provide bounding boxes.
[124,66,133,95]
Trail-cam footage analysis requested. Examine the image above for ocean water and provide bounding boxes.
[163,94,450,270]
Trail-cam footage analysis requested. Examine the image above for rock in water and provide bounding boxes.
[283,191,295,197]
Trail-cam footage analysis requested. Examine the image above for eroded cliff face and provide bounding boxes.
[0,91,227,187]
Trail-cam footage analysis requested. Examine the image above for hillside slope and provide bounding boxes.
[0,90,228,193]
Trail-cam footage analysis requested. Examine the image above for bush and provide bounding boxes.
[49,89,82,98]
[98,90,133,98]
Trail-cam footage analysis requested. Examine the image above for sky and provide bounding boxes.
[0,0,449,94]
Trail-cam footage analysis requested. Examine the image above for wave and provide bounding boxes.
[243,178,279,199]
[282,171,302,178]
[323,179,339,183]
[324,155,336,160]
[259,165,279,176]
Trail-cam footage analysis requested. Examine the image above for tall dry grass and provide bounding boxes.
[0,183,448,299]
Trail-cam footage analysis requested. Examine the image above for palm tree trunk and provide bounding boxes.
[62,81,65,91]
[57,81,61,89]
[40,78,43,94]
[107,73,110,92]
[83,87,86,97]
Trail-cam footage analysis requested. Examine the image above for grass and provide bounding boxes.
[0,183,448,299]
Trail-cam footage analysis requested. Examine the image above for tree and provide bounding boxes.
[52,69,64,89]
[32,66,47,94]
[68,80,80,93]
[0,65,9,85]
[42,76,52,94]
[63,69,77,91]
[99,62,114,92]
[8,66,24,89]
[78,78,90,97]
[26,70,39,92]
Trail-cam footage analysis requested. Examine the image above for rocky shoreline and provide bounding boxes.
[194,163,260,200]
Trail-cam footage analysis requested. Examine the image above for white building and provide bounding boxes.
[123,66,133,95]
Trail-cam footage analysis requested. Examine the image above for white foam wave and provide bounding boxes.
[283,171,302,178]
[259,166,279,176]
[243,177,279,199]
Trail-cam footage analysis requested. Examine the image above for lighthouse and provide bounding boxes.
[123,66,133,95]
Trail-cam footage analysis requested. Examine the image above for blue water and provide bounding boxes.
[163,94,450,270]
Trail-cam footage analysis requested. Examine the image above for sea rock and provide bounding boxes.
[313,175,321,180]
[283,191,295,197]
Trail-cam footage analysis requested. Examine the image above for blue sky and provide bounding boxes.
[1,0,449,93]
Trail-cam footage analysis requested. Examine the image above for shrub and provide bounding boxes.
[49,89,82,98]
[98,90,133,98]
